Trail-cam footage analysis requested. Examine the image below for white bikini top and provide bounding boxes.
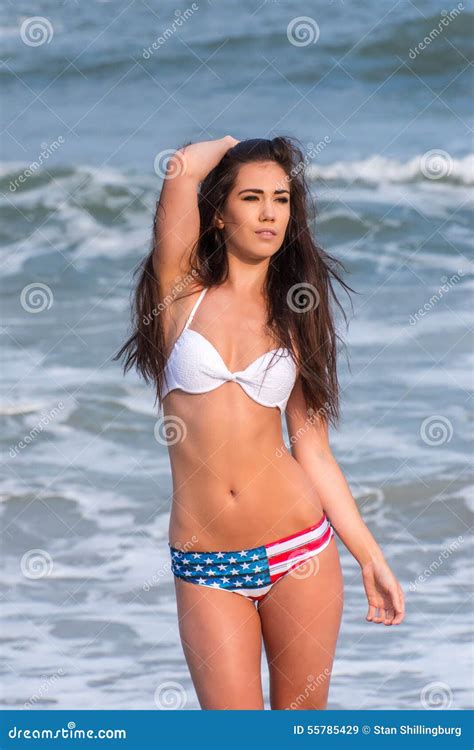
[162,287,298,413]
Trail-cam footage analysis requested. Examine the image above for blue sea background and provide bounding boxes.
[1,0,472,710]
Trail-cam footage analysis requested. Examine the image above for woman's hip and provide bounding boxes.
[169,511,335,604]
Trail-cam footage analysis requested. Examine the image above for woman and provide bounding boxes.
[117,135,405,710]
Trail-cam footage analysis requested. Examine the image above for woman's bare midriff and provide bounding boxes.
[164,384,324,551]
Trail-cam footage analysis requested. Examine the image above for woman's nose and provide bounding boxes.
[260,202,276,220]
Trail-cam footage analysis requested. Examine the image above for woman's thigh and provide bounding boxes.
[257,536,344,710]
[174,577,265,709]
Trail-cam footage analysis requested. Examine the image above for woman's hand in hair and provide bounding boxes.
[223,135,240,149]
[176,136,239,181]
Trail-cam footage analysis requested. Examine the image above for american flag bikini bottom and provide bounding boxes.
[169,513,334,603]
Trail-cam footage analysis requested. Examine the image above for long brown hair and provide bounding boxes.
[115,136,356,427]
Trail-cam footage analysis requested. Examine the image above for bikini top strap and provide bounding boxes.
[183,287,208,330]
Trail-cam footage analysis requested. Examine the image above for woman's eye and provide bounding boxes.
[242,196,289,203]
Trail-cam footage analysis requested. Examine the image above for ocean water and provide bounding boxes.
[1,0,472,711]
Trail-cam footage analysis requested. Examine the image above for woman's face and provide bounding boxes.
[216,161,291,259]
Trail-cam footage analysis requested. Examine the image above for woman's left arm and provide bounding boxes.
[285,377,405,625]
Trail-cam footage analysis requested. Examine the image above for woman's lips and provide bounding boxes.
[255,230,276,238]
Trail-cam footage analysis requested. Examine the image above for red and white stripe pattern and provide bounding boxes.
[245,513,334,601]
[267,513,333,581]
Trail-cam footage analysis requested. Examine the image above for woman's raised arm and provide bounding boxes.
[153,135,239,291]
